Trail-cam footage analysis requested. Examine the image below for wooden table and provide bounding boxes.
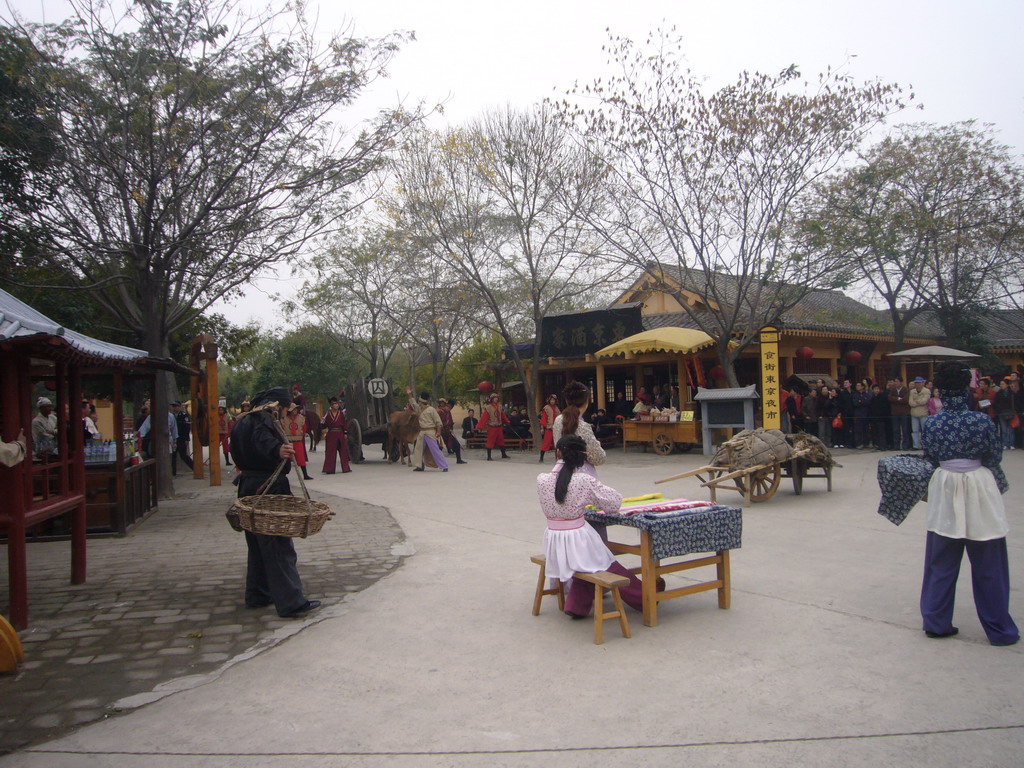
[585,504,742,627]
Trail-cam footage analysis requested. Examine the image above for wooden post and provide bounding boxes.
[2,354,29,629]
[70,365,86,585]
[596,363,607,409]
[677,357,687,403]
[206,354,221,487]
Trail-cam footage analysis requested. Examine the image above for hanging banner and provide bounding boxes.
[760,326,781,429]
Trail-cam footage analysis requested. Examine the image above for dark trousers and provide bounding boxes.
[444,432,463,461]
[244,531,307,616]
[172,438,193,475]
[891,414,912,449]
[870,419,888,450]
[921,532,1019,645]
[853,416,869,448]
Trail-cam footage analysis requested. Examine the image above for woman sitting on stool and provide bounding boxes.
[537,435,645,619]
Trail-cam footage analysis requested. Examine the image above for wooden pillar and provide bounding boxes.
[677,358,687,403]
[596,363,607,409]
[206,356,221,487]
[634,363,644,394]
[70,365,86,585]
[2,354,29,629]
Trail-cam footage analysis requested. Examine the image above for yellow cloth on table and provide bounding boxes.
[622,493,663,505]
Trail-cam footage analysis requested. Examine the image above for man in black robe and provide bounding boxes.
[230,387,320,618]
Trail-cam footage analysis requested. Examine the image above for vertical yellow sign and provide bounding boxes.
[760,326,780,429]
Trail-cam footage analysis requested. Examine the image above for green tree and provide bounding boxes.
[250,326,360,403]
[5,0,421,494]
[0,26,56,254]
[567,31,906,386]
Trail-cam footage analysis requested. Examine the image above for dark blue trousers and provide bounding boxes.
[921,532,1019,645]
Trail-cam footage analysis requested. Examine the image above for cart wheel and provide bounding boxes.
[653,433,674,455]
[735,462,782,502]
[347,418,364,463]
[676,442,694,454]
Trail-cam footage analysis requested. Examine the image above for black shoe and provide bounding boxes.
[281,600,322,618]
[413,467,425,472]
[442,468,448,472]
[457,460,468,464]
[565,610,587,620]
[303,474,313,481]
[925,627,959,638]
[501,454,510,459]
[487,457,493,461]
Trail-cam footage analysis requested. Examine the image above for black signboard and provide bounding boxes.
[539,304,644,358]
[704,401,747,426]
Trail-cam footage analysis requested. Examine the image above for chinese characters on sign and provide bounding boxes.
[540,306,644,358]
[760,327,781,430]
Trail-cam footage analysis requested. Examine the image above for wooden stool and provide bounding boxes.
[530,554,565,615]
[531,555,632,644]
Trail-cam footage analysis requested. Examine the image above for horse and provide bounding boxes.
[304,409,322,453]
[386,410,421,466]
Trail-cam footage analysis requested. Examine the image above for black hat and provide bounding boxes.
[250,387,291,408]
[171,400,182,407]
[329,397,339,403]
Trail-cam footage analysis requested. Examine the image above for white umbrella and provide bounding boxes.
[886,345,981,360]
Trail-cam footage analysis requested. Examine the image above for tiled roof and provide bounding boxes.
[0,287,149,362]
[977,309,1024,350]
[639,264,944,339]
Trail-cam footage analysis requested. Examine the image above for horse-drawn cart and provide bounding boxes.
[341,378,397,462]
[306,378,396,462]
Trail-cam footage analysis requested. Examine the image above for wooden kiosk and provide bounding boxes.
[0,289,189,628]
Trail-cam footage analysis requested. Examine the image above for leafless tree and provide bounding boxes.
[564,30,905,386]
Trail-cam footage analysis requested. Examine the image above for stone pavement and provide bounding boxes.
[2,445,1023,766]
[0,473,408,755]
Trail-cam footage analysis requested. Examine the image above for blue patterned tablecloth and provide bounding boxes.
[585,505,743,560]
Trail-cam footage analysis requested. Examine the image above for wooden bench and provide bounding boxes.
[531,555,631,644]
[464,434,487,450]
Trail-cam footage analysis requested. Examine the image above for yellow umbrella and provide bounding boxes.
[595,327,718,358]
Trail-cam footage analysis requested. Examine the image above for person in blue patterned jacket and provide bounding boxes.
[919,361,1018,645]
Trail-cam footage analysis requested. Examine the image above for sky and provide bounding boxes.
[8,0,1024,327]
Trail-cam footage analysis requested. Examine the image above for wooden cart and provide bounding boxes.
[339,378,397,463]
[621,419,699,455]
[656,445,831,506]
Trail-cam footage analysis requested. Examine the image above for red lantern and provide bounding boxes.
[844,350,863,365]
[477,381,494,393]
[709,366,725,380]
[795,346,815,359]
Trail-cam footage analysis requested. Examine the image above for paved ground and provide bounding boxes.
[0,471,408,755]
[1,443,1023,766]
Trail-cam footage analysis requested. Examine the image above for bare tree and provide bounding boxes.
[388,104,622,433]
[295,228,406,381]
[565,30,905,385]
[813,122,1024,356]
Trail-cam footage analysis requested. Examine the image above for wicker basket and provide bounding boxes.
[233,495,333,538]
[232,455,334,538]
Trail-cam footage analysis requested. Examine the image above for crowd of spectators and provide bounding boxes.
[782,371,1023,451]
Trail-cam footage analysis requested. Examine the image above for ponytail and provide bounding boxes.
[560,381,589,437]
[554,435,587,503]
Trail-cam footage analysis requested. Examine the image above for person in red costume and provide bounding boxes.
[321,397,351,474]
[538,394,560,463]
[281,401,314,480]
[476,393,510,461]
